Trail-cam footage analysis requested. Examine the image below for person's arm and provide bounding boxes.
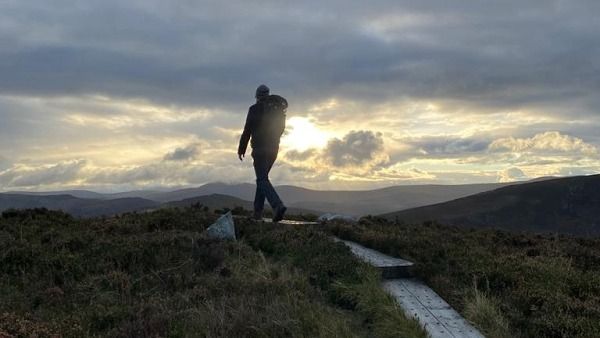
[238,106,254,160]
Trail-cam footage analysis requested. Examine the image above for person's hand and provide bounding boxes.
[238,153,244,161]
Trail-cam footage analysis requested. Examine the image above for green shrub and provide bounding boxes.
[328,220,600,337]
[0,208,425,337]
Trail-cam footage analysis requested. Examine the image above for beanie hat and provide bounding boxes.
[255,84,270,99]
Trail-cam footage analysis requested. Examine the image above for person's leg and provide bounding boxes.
[261,151,283,209]
[252,152,268,217]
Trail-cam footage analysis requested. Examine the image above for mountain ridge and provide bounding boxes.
[381,174,600,236]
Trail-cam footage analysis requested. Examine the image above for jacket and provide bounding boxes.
[238,95,287,155]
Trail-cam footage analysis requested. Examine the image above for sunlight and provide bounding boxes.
[281,117,329,151]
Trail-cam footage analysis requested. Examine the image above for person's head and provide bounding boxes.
[255,84,270,100]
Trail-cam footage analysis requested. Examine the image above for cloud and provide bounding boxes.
[284,149,317,162]
[163,144,200,161]
[0,155,9,171]
[324,130,388,167]
[405,135,490,157]
[497,167,527,182]
[489,131,598,156]
[1,2,600,189]
[0,1,599,115]
[0,160,86,188]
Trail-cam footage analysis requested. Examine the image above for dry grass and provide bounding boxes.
[464,286,512,338]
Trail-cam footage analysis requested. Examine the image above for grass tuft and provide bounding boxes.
[464,285,512,338]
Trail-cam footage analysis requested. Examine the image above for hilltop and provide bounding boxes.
[382,175,600,236]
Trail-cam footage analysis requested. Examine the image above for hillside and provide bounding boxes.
[163,193,317,216]
[0,194,159,218]
[164,193,255,210]
[5,189,108,200]
[143,182,515,215]
[0,192,318,219]
[0,208,425,337]
[382,174,600,236]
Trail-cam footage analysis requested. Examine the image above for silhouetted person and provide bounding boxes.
[238,84,288,222]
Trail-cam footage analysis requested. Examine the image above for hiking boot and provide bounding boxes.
[252,211,263,221]
[272,205,287,223]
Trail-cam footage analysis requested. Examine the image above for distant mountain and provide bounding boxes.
[5,190,108,200]
[142,182,515,216]
[6,189,168,200]
[144,183,256,202]
[0,194,160,218]
[164,193,317,215]
[3,181,517,216]
[381,175,600,237]
[165,193,255,210]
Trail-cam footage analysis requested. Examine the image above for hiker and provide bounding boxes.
[238,84,288,222]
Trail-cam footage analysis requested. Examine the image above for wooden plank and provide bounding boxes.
[232,214,320,225]
[383,280,453,338]
[334,237,414,278]
[262,218,320,225]
[384,280,485,338]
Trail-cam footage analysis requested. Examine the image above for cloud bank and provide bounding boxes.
[0,1,599,190]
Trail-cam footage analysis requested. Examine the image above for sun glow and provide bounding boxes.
[282,117,330,151]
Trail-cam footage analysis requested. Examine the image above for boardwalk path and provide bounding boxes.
[244,217,485,338]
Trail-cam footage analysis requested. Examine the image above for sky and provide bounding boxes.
[1,0,599,192]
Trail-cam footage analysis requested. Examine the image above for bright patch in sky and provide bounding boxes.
[281,117,329,152]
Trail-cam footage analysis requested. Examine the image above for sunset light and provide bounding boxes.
[281,117,330,152]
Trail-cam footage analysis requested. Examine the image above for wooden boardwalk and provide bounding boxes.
[232,215,320,225]
[238,216,485,337]
[333,238,414,278]
[384,279,485,338]
[337,238,485,338]
[262,218,320,225]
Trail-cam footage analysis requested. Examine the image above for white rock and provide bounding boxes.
[205,211,236,240]
[317,213,358,223]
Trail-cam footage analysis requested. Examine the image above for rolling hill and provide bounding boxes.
[0,194,160,218]
[151,182,516,216]
[0,192,317,218]
[164,193,318,215]
[381,174,600,236]
[6,181,515,216]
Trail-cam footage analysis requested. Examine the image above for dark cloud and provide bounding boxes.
[284,149,317,161]
[0,1,598,115]
[163,144,200,161]
[325,130,386,167]
[408,136,490,156]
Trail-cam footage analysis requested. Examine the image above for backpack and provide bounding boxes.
[261,95,287,136]
[263,94,288,115]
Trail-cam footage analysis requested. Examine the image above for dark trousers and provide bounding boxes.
[252,149,283,214]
